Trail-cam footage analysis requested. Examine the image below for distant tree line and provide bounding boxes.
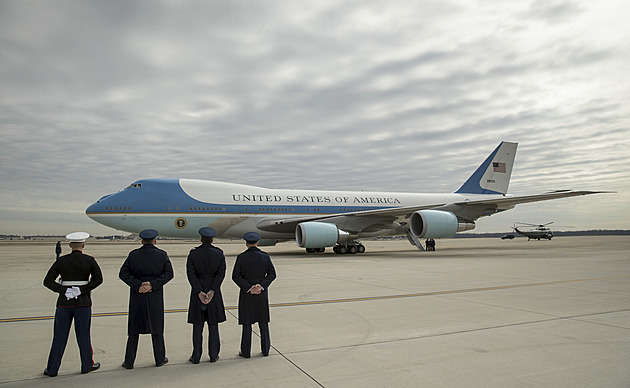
[454,230,630,238]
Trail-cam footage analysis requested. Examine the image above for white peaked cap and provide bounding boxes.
[66,232,90,242]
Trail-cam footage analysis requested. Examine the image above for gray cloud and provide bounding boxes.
[1,0,628,235]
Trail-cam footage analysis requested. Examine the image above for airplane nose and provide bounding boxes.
[86,194,113,215]
[85,201,102,216]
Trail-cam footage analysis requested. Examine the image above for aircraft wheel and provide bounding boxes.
[317,247,325,253]
[348,245,358,254]
[357,244,365,253]
[337,245,347,254]
[306,248,316,253]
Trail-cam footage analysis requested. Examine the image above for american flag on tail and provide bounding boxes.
[493,162,506,173]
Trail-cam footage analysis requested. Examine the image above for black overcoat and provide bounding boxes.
[232,246,276,325]
[43,251,103,307]
[186,243,227,324]
[119,244,173,335]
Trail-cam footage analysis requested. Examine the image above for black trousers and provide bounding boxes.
[47,306,94,374]
[191,322,220,362]
[124,333,166,367]
[240,322,270,356]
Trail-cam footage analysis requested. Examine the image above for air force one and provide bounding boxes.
[86,141,604,253]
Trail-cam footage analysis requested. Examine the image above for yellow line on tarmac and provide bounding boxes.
[2,275,629,323]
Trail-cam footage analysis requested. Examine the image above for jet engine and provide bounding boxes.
[410,210,472,238]
[296,222,350,248]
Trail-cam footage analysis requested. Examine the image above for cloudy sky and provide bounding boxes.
[1,0,628,236]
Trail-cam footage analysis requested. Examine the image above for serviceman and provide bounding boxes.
[43,232,103,377]
[186,227,227,364]
[119,229,173,369]
[55,240,61,260]
[232,232,276,358]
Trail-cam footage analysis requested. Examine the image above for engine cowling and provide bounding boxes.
[296,222,349,248]
[410,210,459,238]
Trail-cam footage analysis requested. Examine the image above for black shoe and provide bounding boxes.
[122,362,133,369]
[262,352,269,357]
[210,356,219,363]
[81,362,100,374]
[188,356,199,364]
[43,369,57,377]
[156,357,168,367]
[238,352,250,359]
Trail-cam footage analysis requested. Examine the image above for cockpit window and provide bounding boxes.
[125,183,142,189]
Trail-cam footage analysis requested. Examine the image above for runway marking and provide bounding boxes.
[2,275,629,323]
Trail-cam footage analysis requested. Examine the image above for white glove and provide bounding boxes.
[65,286,81,300]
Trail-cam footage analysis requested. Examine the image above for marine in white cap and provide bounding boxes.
[43,232,103,376]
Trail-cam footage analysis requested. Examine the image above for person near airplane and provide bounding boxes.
[186,227,227,364]
[43,232,103,377]
[232,232,277,358]
[119,229,174,369]
[55,240,61,260]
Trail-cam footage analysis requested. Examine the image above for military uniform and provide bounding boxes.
[119,229,173,368]
[186,227,227,363]
[232,232,276,357]
[43,232,102,376]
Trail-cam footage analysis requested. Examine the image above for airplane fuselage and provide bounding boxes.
[86,178,494,240]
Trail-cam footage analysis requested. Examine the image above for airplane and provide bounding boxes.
[85,141,606,254]
[512,222,554,240]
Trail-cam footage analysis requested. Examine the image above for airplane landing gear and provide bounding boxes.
[305,243,366,254]
[333,243,365,254]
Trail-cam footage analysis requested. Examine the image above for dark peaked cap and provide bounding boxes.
[139,229,159,240]
[243,232,261,243]
[199,227,217,238]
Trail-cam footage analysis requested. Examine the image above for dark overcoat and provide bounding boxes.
[119,244,173,335]
[44,251,103,307]
[186,243,227,324]
[232,246,276,325]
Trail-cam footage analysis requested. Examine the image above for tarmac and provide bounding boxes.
[1,236,629,387]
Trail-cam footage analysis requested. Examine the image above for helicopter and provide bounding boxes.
[512,222,554,240]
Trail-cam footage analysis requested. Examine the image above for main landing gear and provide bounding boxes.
[333,243,366,254]
[305,243,366,254]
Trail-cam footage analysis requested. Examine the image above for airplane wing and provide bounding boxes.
[256,190,608,234]
[441,190,612,222]
[256,203,442,234]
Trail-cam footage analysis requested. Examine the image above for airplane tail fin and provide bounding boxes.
[455,141,518,195]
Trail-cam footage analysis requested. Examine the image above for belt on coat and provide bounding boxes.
[61,280,89,286]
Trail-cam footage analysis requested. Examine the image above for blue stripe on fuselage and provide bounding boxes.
[86,179,394,215]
